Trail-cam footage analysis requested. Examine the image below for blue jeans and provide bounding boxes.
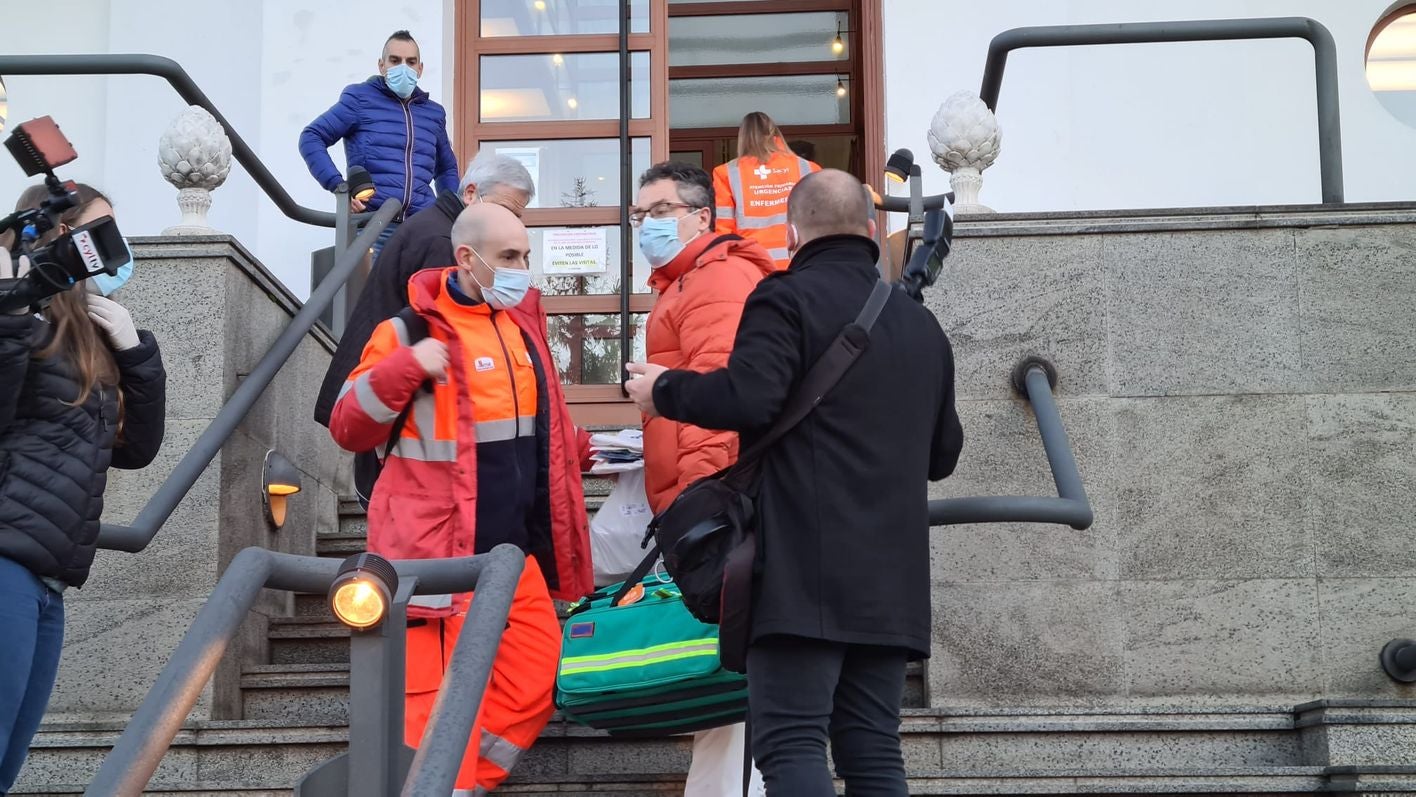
[0,557,65,793]
[369,220,400,264]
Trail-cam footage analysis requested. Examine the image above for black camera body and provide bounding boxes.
[0,117,127,313]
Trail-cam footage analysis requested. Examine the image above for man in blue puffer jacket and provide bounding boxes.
[300,29,459,257]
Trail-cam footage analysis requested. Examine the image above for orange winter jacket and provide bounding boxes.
[643,234,778,513]
[713,147,821,269]
[329,267,594,611]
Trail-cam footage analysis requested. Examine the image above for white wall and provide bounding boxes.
[6,1,1413,296]
[882,0,1416,211]
[0,0,453,298]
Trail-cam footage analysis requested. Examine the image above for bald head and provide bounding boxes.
[787,169,875,249]
[451,201,531,302]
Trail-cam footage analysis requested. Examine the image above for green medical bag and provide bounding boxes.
[555,569,747,737]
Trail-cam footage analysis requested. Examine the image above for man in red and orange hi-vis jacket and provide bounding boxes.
[329,201,593,794]
[712,111,821,270]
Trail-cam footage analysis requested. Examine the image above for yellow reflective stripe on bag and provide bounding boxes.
[558,639,720,677]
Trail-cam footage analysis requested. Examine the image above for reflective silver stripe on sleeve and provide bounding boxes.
[480,730,526,772]
[389,315,411,347]
[726,159,746,228]
[475,415,537,443]
[766,247,790,263]
[737,212,789,230]
[353,374,399,424]
[391,436,459,462]
[796,156,813,177]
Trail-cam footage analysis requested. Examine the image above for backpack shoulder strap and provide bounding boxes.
[382,307,431,459]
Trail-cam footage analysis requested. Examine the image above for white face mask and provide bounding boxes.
[465,245,532,309]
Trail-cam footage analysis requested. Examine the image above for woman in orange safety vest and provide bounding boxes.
[712,112,821,270]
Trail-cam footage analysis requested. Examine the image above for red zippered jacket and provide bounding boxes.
[330,267,593,611]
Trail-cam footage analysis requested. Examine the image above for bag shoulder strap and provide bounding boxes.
[608,543,661,607]
[382,307,430,459]
[735,279,892,466]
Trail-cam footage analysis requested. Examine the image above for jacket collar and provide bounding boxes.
[365,74,429,103]
[647,234,777,293]
[407,266,543,322]
[788,234,880,272]
[434,189,465,222]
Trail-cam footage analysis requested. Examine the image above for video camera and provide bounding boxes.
[0,116,127,313]
[873,148,954,302]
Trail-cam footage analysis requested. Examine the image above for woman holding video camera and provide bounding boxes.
[0,184,166,792]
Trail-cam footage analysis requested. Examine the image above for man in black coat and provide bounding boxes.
[625,169,964,795]
[313,152,535,427]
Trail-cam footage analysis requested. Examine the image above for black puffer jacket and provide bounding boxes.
[0,312,167,587]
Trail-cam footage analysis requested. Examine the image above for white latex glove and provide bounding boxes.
[86,293,140,351]
[0,247,34,315]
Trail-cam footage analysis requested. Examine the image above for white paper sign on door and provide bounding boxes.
[543,227,608,275]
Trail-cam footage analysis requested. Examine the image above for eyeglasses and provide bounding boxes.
[628,202,703,227]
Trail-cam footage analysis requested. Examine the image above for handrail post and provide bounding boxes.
[402,545,525,796]
[85,548,275,797]
[348,579,416,797]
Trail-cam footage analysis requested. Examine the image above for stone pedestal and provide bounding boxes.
[46,236,349,723]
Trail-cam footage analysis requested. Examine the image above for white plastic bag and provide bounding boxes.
[589,469,653,587]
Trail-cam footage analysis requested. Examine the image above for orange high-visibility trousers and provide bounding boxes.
[403,557,562,791]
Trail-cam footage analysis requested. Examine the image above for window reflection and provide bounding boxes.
[481,0,649,36]
[1368,8,1416,128]
[481,53,650,122]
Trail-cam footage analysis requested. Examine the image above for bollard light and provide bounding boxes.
[261,450,302,529]
[346,165,376,204]
[329,552,397,630]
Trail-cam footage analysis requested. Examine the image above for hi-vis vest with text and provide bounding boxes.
[713,150,821,269]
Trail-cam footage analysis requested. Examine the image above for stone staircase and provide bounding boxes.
[17,482,1416,794]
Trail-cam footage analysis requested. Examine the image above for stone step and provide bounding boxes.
[21,718,1416,795]
[242,661,927,725]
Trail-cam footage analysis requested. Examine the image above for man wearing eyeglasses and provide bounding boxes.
[631,161,776,796]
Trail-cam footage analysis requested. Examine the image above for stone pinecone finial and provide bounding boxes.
[927,90,1002,213]
[159,106,232,234]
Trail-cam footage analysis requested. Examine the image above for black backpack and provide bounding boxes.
[352,307,430,510]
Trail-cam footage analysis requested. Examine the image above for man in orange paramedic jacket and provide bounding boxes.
[329,201,593,793]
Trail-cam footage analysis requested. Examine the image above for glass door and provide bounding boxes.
[459,0,670,425]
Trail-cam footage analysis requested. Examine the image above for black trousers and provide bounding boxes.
[746,635,909,796]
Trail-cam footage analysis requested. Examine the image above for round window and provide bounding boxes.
[1367,4,1416,127]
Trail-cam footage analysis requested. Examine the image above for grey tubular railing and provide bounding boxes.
[85,544,525,797]
[977,17,1344,204]
[94,200,401,552]
[928,357,1093,530]
[0,54,339,227]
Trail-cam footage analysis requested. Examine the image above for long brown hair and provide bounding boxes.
[736,111,788,162]
[13,183,120,405]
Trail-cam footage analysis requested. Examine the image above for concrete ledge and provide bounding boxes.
[953,201,1416,237]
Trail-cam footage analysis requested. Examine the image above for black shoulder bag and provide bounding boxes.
[615,279,893,673]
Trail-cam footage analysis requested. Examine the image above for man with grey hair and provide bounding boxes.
[315,151,535,428]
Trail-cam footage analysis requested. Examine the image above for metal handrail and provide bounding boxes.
[95,199,401,552]
[977,17,1344,204]
[928,357,1093,530]
[85,544,525,797]
[0,54,341,227]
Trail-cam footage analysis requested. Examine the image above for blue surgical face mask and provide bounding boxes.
[384,63,418,99]
[466,246,532,309]
[638,212,702,269]
[91,238,134,297]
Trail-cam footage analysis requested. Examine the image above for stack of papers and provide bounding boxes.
[589,429,644,474]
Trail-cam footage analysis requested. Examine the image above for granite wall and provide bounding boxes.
[46,236,349,723]
[926,204,1416,711]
